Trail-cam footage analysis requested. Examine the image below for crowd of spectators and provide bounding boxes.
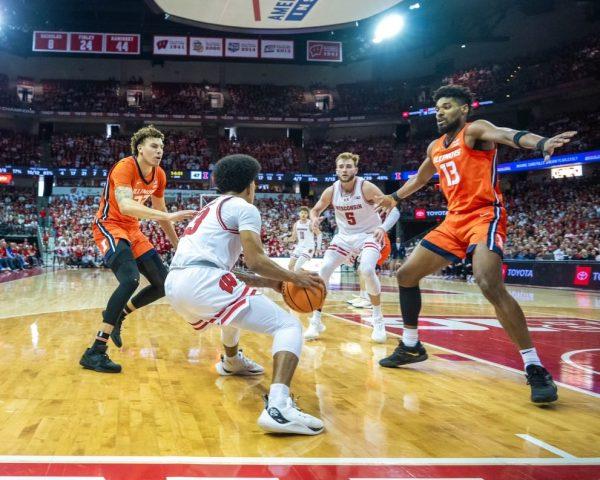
[503,176,600,261]
[305,136,396,173]
[0,237,41,271]
[0,129,43,167]
[0,189,38,235]
[48,130,213,170]
[219,137,301,173]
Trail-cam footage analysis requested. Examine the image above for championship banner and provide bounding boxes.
[260,39,294,59]
[189,37,224,57]
[153,35,188,55]
[306,40,342,62]
[225,38,259,58]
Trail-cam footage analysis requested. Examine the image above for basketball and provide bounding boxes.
[282,281,327,313]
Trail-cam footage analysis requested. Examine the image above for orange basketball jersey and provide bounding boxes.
[95,156,166,228]
[430,123,503,213]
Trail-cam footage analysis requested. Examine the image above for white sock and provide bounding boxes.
[520,347,542,368]
[225,351,239,362]
[311,310,322,323]
[268,383,290,408]
[403,328,418,347]
[372,304,382,319]
[360,290,368,300]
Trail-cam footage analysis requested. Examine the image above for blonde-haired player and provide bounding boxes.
[288,206,322,272]
[306,152,400,343]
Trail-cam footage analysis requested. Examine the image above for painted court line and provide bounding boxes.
[0,456,598,465]
[516,434,577,459]
[324,312,600,399]
[167,478,277,480]
[561,349,600,375]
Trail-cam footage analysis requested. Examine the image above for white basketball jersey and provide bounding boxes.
[171,195,262,271]
[332,176,381,235]
[295,219,315,247]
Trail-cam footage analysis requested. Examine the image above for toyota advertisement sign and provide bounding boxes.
[502,261,600,290]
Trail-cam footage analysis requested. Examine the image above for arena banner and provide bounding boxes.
[260,39,294,59]
[503,260,600,290]
[307,40,343,62]
[153,35,188,55]
[225,38,259,58]
[414,208,447,220]
[33,31,140,55]
[189,36,224,57]
[147,0,403,34]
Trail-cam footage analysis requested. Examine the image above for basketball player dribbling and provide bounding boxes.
[80,125,195,373]
[288,206,322,272]
[165,154,326,435]
[376,85,577,404]
[305,152,400,343]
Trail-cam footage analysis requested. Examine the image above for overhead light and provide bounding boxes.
[373,14,405,44]
[409,3,421,9]
[461,44,466,48]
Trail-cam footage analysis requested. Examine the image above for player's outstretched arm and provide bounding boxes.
[309,186,333,233]
[151,195,181,248]
[467,119,577,162]
[240,230,325,290]
[288,222,298,244]
[362,181,401,243]
[115,186,195,223]
[375,143,437,214]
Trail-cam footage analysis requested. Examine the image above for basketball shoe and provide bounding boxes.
[79,344,122,373]
[303,316,326,340]
[258,395,324,435]
[352,298,373,308]
[371,317,387,343]
[215,350,264,376]
[525,365,558,404]
[379,341,428,367]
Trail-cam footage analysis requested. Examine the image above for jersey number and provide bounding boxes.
[440,161,461,186]
[299,231,305,240]
[345,212,356,225]
[219,273,238,294]
[183,206,210,236]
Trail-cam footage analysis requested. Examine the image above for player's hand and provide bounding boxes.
[374,194,397,215]
[310,217,324,234]
[291,270,326,290]
[167,210,196,223]
[373,227,385,245]
[543,131,577,162]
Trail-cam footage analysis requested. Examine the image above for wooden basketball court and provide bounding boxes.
[0,269,598,479]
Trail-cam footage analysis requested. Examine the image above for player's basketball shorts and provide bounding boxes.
[377,234,391,267]
[421,205,507,262]
[328,232,382,260]
[165,264,261,332]
[93,219,155,260]
[291,244,315,260]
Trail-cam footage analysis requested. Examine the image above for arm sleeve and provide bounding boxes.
[153,167,167,198]
[380,208,400,231]
[111,160,136,188]
[236,202,262,235]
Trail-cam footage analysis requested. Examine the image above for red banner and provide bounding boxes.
[33,32,68,52]
[32,31,140,55]
[70,33,103,53]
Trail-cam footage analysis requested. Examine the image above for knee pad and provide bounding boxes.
[137,249,168,287]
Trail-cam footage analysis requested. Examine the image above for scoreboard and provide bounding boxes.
[33,31,140,55]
